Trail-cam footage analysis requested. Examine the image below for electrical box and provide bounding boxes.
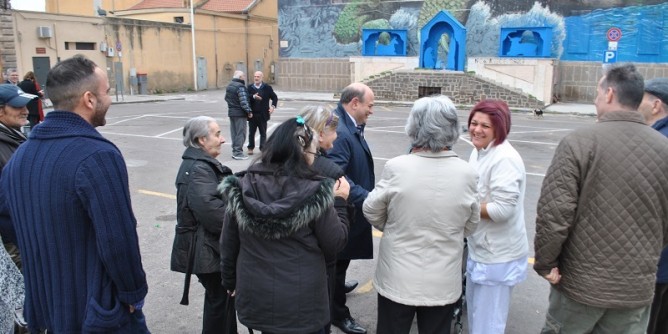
[38,26,53,39]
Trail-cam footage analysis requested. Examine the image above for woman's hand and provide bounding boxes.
[334,176,350,200]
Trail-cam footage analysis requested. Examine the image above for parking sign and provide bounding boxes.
[603,50,617,64]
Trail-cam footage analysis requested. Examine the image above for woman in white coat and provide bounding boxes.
[363,95,480,334]
[465,99,529,334]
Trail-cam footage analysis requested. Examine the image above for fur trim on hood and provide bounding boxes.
[219,174,334,240]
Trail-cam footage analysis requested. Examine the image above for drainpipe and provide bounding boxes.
[190,0,197,91]
[244,10,249,76]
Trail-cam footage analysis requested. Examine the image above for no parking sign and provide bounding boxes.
[607,27,622,42]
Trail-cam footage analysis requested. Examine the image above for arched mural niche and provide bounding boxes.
[499,27,553,57]
[362,29,408,56]
[419,10,466,71]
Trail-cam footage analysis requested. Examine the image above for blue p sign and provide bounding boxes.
[603,50,617,64]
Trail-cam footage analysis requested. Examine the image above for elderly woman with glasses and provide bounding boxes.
[363,95,480,334]
[170,116,235,334]
[465,99,529,334]
[220,117,351,334]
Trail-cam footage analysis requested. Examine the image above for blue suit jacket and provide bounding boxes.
[327,104,374,259]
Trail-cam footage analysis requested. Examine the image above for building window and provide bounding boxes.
[174,16,184,23]
[64,42,96,50]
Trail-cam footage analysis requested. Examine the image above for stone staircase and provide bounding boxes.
[361,69,543,109]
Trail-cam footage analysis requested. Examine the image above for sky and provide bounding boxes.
[11,0,46,11]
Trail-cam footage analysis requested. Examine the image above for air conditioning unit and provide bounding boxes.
[37,26,53,39]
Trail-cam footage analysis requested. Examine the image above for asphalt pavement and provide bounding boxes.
[94,88,597,116]
[89,91,598,333]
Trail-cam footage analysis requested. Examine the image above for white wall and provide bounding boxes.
[467,57,556,105]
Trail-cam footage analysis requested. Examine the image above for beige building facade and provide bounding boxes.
[15,0,278,94]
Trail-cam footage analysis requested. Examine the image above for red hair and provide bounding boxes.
[467,99,511,147]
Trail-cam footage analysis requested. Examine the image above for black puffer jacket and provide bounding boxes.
[225,78,252,117]
[219,163,349,334]
[171,147,233,274]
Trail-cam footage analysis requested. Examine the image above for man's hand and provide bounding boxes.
[253,93,262,101]
[542,267,561,285]
[248,112,253,119]
[269,105,275,114]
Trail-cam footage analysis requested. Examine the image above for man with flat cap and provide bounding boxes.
[0,83,37,270]
[640,77,668,334]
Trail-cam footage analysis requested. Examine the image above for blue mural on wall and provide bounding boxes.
[362,29,407,56]
[420,10,466,71]
[499,27,552,57]
[561,2,668,63]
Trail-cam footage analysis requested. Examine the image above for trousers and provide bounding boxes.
[197,273,237,334]
[376,293,454,334]
[541,286,650,334]
[229,117,247,157]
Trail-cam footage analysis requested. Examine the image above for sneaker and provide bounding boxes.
[232,154,249,160]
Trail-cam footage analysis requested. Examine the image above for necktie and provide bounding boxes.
[356,124,365,138]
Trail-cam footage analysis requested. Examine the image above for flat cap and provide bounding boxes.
[645,78,668,103]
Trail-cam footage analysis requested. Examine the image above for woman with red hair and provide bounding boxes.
[465,99,529,334]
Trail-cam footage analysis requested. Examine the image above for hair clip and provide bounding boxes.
[296,115,305,125]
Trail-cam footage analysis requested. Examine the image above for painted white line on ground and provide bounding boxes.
[154,127,184,138]
[508,139,559,146]
[100,131,182,140]
[370,125,407,130]
[510,129,571,134]
[106,115,146,126]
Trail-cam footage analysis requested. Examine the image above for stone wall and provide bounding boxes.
[275,58,351,92]
[556,61,668,103]
[0,9,16,73]
[365,69,543,109]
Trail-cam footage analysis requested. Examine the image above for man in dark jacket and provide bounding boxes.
[328,82,376,334]
[171,116,235,334]
[639,77,668,334]
[0,55,149,333]
[225,70,252,160]
[0,84,36,270]
[534,63,668,333]
[246,71,277,155]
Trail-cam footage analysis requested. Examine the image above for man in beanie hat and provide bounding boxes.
[640,77,668,334]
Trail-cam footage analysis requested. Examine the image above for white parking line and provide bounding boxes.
[154,127,185,138]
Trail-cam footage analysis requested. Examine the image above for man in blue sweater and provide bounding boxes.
[0,55,149,333]
[639,77,668,334]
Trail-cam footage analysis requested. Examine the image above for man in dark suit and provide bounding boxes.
[246,71,277,155]
[328,82,375,334]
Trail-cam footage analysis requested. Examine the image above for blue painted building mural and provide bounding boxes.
[278,0,667,64]
[561,3,668,63]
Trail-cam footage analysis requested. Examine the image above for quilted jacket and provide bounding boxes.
[534,111,668,308]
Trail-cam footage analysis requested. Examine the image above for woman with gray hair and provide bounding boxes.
[170,116,236,333]
[363,95,480,334]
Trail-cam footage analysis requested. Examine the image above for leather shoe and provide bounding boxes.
[332,317,366,334]
[344,280,358,293]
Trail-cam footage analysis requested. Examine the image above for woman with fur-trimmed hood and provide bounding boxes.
[219,117,351,334]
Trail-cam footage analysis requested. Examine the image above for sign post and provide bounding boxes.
[603,27,622,68]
